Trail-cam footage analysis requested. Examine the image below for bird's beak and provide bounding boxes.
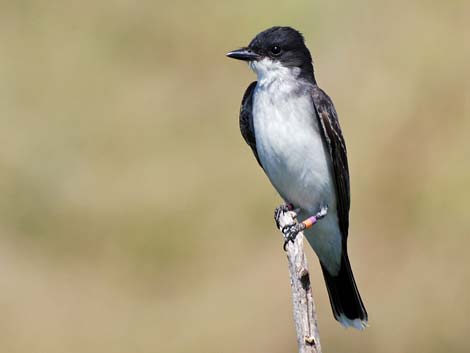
[226,47,260,61]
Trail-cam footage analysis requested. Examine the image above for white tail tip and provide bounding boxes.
[338,314,369,330]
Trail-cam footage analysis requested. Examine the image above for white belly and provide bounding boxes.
[252,83,342,273]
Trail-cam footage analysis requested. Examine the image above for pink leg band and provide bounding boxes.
[302,215,318,229]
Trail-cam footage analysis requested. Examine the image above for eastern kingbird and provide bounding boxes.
[227,26,368,329]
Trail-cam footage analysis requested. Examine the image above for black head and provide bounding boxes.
[226,26,315,82]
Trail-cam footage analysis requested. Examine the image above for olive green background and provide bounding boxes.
[1,0,469,352]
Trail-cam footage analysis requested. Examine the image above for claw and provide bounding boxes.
[274,203,294,229]
[315,205,328,219]
[282,222,306,250]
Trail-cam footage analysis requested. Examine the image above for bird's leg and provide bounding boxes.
[274,203,295,229]
[282,206,328,251]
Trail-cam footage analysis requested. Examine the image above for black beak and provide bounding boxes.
[226,47,260,61]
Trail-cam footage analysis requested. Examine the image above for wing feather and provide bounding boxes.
[239,81,262,167]
[312,86,350,239]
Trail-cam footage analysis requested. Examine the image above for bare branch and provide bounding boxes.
[278,210,322,353]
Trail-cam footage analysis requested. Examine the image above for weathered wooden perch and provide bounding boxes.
[277,209,322,353]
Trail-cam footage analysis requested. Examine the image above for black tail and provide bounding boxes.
[321,253,368,329]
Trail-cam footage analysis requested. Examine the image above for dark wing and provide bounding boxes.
[311,85,350,239]
[239,81,263,167]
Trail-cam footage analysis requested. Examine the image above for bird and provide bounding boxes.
[226,26,368,330]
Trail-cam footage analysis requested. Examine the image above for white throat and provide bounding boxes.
[249,58,301,87]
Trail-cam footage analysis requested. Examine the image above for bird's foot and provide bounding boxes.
[274,203,295,229]
[282,222,306,250]
[281,205,329,251]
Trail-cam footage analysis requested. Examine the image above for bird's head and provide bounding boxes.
[226,26,315,83]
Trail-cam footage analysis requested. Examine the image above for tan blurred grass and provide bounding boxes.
[0,0,469,352]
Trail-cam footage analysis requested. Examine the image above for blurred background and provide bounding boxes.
[0,0,469,352]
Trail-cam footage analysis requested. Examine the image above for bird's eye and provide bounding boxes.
[270,45,282,56]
